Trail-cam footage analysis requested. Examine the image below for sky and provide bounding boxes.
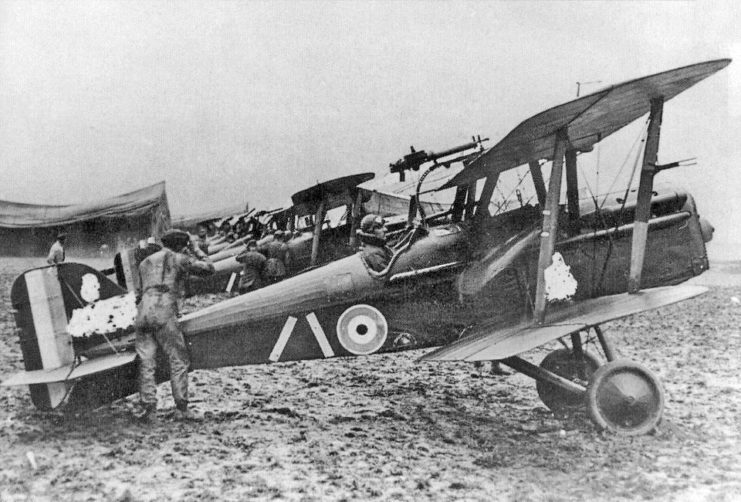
[1,1,740,247]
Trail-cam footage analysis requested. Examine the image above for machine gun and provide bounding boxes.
[389,135,489,181]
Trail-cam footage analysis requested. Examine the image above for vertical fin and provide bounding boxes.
[25,268,74,408]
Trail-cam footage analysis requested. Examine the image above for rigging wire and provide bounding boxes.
[593,120,650,294]
[494,168,532,215]
[600,118,650,208]
[595,140,601,197]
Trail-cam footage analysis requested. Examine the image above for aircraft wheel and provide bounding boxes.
[586,360,664,435]
[536,348,600,413]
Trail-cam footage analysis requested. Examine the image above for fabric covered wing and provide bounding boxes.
[441,59,730,189]
[291,173,375,215]
[421,285,707,362]
[1,352,136,386]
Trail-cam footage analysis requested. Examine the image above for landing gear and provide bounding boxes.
[504,326,665,435]
[536,348,600,413]
[586,360,664,435]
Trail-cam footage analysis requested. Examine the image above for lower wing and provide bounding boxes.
[421,284,707,362]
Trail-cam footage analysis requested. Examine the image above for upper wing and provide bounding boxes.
[420,284,707,362]
[291,172,375,216]
[440,59,731,190]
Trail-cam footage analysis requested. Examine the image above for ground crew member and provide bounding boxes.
[192,224,210,256]
[265,230,290,283]
[235,239,267,294]
[134,229,215,423]
[357,215,393,272]
[134,236,162,267]
[46,233,67,265]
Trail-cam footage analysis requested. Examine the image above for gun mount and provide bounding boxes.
[389,136,489,181]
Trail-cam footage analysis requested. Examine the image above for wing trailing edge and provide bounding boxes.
[420,284,708,362]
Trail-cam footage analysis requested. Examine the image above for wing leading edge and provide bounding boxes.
[420,284,708,362]
[441,58,731,189]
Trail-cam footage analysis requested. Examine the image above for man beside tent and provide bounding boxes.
[46,233,66,265]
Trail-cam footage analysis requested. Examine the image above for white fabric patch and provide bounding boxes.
[67,292,137,338]
[544,252,577,301]
[80,274,101,303]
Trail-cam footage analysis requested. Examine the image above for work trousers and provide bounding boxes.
[135,317,190,407]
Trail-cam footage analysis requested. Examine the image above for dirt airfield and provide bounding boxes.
[0,257,739,501]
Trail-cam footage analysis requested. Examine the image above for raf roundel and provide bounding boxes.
[336,304,388,355]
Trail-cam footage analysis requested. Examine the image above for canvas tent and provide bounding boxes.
[171,203,249,234]
[0,182,171,256]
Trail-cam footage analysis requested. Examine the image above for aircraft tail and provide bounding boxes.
[8,263,134,410]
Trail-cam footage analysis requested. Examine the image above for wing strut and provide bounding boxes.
[475,173,499,218]
[565,149,580,232]
[451,185,467,222]
[528,161,547,208]
[628,97,664,293]
[348,190,363,247]
[464,180,477,220]
[310,199,326,267]
[534,128,569,324]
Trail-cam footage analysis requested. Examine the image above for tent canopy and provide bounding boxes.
[0,182,168,228]
[0,182,171,257]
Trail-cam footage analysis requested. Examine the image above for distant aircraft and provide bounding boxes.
[3,59,729,435]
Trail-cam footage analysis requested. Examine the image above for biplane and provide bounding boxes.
[188,171,447,293]
[2,59,729,435]
[189,173,377,293]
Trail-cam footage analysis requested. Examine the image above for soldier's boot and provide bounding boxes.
[173,400,204,422]
[136,402,159,424]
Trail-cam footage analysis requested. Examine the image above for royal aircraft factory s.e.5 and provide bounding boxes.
[3,59,729,435]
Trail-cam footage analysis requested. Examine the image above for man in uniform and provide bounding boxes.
[235,239,267,294]
[192,224,210,257]
[357,214,392,272]
[135,236,162,267]
[134,230,215,423]
[265,230,290,283]
[46,233,66,265]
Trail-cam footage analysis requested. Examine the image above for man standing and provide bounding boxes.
[46,233,66,265]
[134,230,215,423]
[265,230,290,283]
[192,224,210,257]
[134,237,162,267]
[235,239,267,294]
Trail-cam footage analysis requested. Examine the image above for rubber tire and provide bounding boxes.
[586,359,664,435]
[536,348,601,413]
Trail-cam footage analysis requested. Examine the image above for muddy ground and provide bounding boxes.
[0,257,739,501]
